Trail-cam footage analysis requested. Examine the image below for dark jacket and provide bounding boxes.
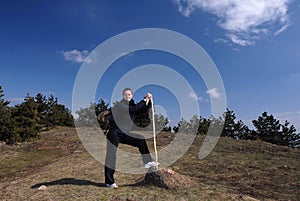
[109,99,151,133]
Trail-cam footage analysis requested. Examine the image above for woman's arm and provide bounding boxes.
[117,100,148,113]
[128,100,148,113]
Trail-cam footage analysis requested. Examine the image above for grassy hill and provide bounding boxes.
[0,127,299,201]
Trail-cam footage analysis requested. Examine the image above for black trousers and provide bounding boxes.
[104,128,153,185]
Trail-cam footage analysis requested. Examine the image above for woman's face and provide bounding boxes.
[123,90,133,101]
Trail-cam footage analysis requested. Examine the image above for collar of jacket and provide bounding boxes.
[121,99,135,105]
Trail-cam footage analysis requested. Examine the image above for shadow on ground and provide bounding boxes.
[31,178,106,189]
[122,180,147,188]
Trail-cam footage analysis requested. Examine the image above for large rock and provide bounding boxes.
[144,167,196,190]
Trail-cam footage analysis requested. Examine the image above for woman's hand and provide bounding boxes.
[144,93,152,105]
[146,93,152,99]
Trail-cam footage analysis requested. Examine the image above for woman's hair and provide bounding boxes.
[122,88,133,95]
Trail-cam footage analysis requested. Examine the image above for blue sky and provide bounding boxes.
[0,0,299,130]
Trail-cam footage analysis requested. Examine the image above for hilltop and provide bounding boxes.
[0,127,299,200]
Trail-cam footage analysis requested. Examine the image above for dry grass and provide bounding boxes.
[0,127,299,201]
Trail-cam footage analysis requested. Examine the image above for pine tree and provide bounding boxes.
[154,114,169,132]
[173,125,179,133]
[75,103,98,127]
[161,117,172,132]
[281,120,298,147]
[0,86,16,143]
[162,125,172,132]
[45,95,57,128]
[175,118,190,133]
[222,109,252,139]
[235,120,255,140]
[95,99,109,116]
[51,103,74,127]
[197,116,210,135]
[222,109,237,138]
[0,89,75,144]
[206,116,223,137]
[11,94,40,142]
[252,112,295,145]
[188,115,200,134]
[35,93,48,128]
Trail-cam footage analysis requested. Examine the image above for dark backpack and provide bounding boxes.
[97,109,112,135]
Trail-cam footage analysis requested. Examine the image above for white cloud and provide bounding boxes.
[204,27,209,35]
[175,0,292,46]
[290,72,300,78]
[232,47,241,51]
[189,92,203,101]
[214,38,230,45]
[206,88,220,98]
[274,23,289,35]
[62,49,92,63]
[226,33,255,46]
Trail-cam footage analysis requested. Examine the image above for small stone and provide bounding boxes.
[37,185,47,190]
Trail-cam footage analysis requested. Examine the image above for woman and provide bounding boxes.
[105,88,158,189]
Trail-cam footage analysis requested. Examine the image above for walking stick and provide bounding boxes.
[150,97,159,169]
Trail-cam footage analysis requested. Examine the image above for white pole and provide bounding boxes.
[151,97,158,169]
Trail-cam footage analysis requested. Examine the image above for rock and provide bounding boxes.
[144,167,196,190]
[37,185,47,190]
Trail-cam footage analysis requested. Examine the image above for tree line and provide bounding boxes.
[0,86,74,144]
[75,99,299,147]
[173,109,299,147]
[1,85,299,148]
